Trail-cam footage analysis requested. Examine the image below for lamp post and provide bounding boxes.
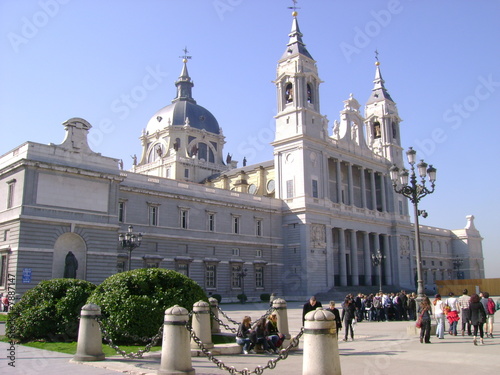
[118,225,143,271]
[371,249,385,293]
[390,147,436,299]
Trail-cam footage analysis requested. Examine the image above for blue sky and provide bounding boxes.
[1,0,499,279]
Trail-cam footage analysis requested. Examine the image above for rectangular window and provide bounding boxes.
[286,180,294,198]
[232,216,240,234]
[232,265,242,288]
[312,179,318,198]
[0,254,7,287]
[177,263,189,276]
[398,200,404,215]
[180,209,189,229]
[149,206,158,226]
[206,264,216,289]
[255,266,264,288]
[256,219,262,236]
[208,213,215,232]
[184,169,189,178]
[3,230,9,242]
[118,202,125,223]
[232,248,240,256]
[7,180,16,209]
[256,249,262,258]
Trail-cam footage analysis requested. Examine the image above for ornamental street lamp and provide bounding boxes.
[118,225,143,271]
[371,249,385,293]
[390,147,437,299]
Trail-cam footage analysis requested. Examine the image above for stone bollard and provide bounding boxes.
[302,307,341,375]
[158,305,195,375]
[190,300,213,349]
[272,298,290,339]
[208,297,220,333]
[73,304,105,362]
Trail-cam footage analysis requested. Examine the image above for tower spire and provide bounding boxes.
[173,47,195,103]
[367,52,394,104]
[281,3,313,60]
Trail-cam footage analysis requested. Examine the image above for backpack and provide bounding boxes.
[487,298,496,315]
[373,298,382,308]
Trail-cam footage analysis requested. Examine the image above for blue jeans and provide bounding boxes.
[449,320,458,335]
[236,337,253,351]
[435,314,445,339]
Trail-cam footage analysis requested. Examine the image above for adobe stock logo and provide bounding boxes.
[7,0,71,53]
[212,0,244,21]
[340,0,404,63]
[414,74,500,158]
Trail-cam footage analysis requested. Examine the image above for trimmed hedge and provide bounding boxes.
[7,278,96,342]
[87,268,207,344]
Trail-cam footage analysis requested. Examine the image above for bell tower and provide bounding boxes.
[364,56,403,164]
[274,11,326,144]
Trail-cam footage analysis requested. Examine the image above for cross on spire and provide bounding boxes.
[288,0,300,12]
[375,49,379,61]
[179,46,192,62]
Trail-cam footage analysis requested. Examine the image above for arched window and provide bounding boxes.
[307,83,313,103]
[285,83,293,103]
[197,142,208,161]
[373,122,382,139]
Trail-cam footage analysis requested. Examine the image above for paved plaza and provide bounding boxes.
[1,301,499,374]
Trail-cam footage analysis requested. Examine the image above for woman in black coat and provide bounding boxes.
[467,294,487,345]
[341,297,356,341]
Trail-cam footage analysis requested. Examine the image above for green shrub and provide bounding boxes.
[260,293,270,302]
[87,268,207,344]
[237,293,247,303]
[7,279,96,342]
[210,294,222,303]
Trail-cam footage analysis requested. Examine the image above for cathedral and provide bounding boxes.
[0,12,484,300]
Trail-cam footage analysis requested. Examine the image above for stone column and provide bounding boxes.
[191,300,213,349]
[373,233,382,289]
[360,167,367,209]
[208,297,220,333]
[272,298,290,339]
[339,228,347,286]
[370,170,377,211]
[383,234,393,285]
[336,159,342,204]
[363,232,372,286]
[350,230,359,286]
[303,308,341,375]
[158,305,195,375]
[73,304,105,362]
[347,162,354,205]
[380,173,387,212]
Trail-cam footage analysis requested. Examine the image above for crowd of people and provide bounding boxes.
[236,289,498,354]
[418,289,499,345]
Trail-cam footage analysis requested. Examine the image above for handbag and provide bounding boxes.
[416,310,425,328]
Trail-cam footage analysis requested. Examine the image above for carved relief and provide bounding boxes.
[311,224,326,248]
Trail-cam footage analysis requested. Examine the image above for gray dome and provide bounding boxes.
[146,60,220,135]
[146,100,220,134]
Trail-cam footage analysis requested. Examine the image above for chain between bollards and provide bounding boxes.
[186,318,304,375]
[94,316,163,358]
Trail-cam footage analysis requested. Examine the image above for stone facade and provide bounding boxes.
[0,14,484,301]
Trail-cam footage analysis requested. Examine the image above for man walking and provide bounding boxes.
[458,289,471,336]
